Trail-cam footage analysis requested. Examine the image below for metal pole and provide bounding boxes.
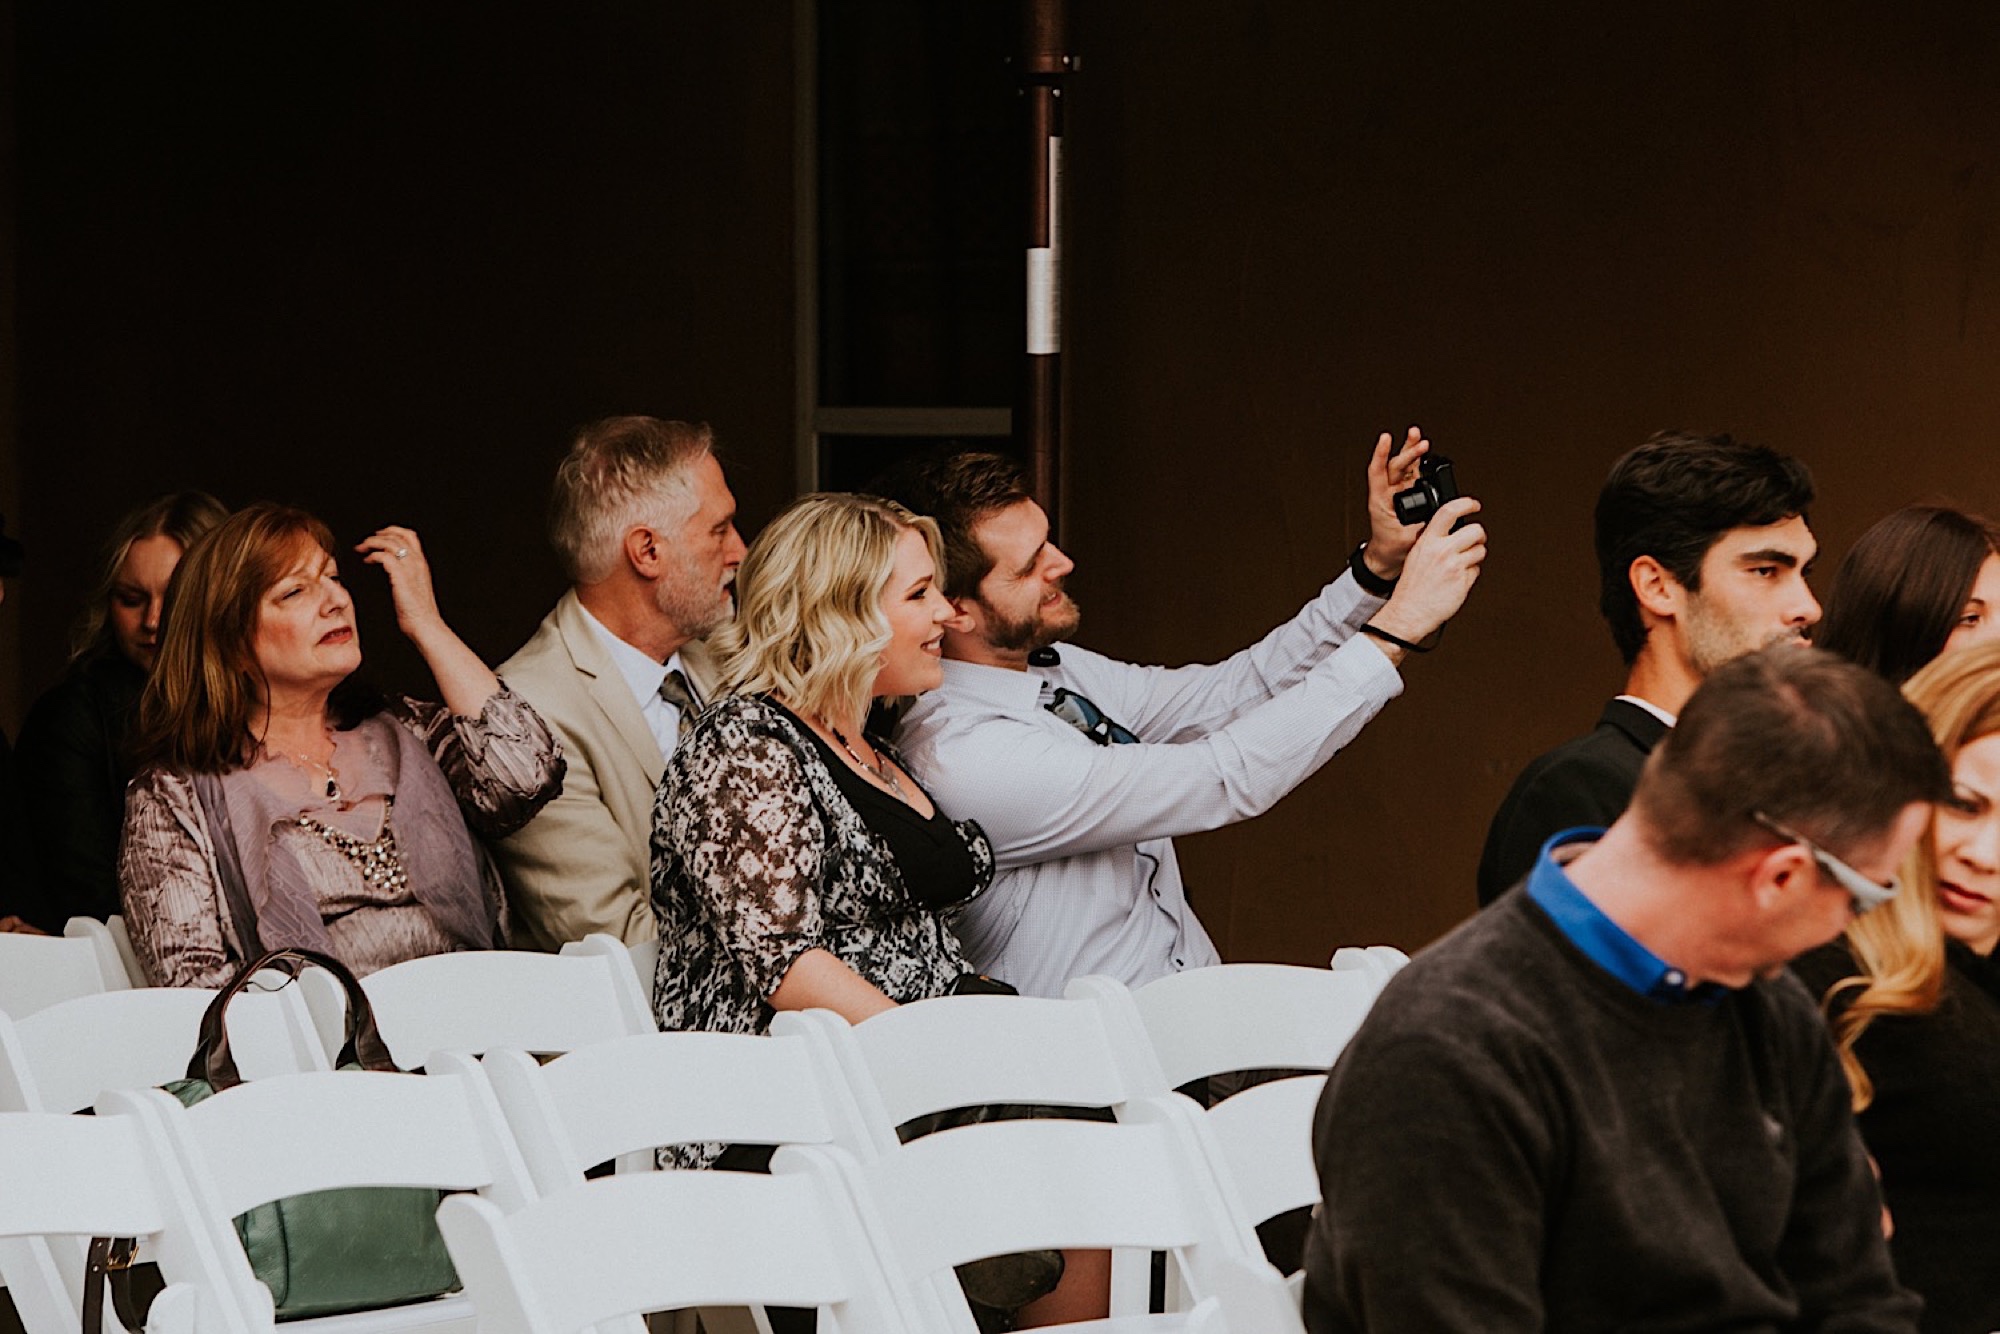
[1019,0,1071,537]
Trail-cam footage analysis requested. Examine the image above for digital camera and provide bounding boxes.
[1393,453,1462,527]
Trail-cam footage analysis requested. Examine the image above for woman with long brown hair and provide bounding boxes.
[119,502,563,987]
[1816,504,2000,686]
[15,491,228,927]
[1794,640,2000,1333]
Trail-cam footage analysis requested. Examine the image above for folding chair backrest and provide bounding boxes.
[772,993,1132,1148]
[100,1068,533,1333]
[1070,964,1386,1094]
[843,1095,1298,1333]
[435,1152,910,1334]
[62,918,139,991]
[1201,1073,1326,1231]
[0,934,119,1018]
[0,985,329,1115]
[482,1029,856,1192]
[302,948,655,1071]
[557,934,657,1001]
[1329,945,1409,985]
[0,1111,235,1334]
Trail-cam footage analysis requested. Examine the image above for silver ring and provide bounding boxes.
[394,548,409,559]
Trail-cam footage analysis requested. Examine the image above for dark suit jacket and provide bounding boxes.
[1476,699,1670,906]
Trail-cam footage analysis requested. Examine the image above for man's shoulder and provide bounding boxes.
[1519,702,1662,786]
[1364,900,1580,1042]
[498,597,585,685]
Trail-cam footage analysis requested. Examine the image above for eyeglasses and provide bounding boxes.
[1749,811,1899,915]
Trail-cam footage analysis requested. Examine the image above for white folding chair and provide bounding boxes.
[436,1149,912,1334]
[0,1112,229,1334]
[299,942,655,1071]
[557,933,657,999]
[773,995,1267,1319]
[1065,964,1388,1305]
[63,917,141,990]
[0,985,329,1115]
[1328,944,1408,985]
[773,994,1135,1153]
[1066,963,1386,1097]
[479,1026,874,1334]
[843,1096,1303,1333]
[100,1068,534,1334]
[0,933,125,1018]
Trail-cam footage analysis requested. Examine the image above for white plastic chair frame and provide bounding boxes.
[0,1111,222,1334]
[0,985,329,1116]
[841,1097,1303,1333]
[297,939,654,1071]
[0,933,126,1019]
[436,1148,912,1334]
[101,1067,535,1334]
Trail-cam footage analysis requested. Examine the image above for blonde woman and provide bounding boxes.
[650,491,990,1072]
[651,493,1112,1328]
[1793,640,2000,1334]
[16,491,228,927]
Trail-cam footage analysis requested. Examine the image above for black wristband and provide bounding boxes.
[1348,543,1397,598]
[1360,622,1437,655]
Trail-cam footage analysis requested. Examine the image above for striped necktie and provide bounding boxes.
[657,669,703,741]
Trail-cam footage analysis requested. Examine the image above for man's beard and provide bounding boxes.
[984,590,1082,654]
[654,549,733,641]
[1683,595,1805,678]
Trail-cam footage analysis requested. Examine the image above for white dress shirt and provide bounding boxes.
[578,602,694,761]
[895,569,1402,997]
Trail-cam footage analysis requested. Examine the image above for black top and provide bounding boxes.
[15,652,147,927]
[1793,940,2000,1334]
[0,725,45,927]
[1303,890,1916,1334]
[772,701,981,912]
[1476,697,1670,906]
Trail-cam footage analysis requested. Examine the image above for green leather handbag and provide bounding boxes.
[93,948,460,1327]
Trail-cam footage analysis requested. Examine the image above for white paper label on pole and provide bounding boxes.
[1027,248,1059,354]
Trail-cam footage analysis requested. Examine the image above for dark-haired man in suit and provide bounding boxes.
[1476,431,1821,905]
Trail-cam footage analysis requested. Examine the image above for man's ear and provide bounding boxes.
[624,526,663,579]
[1629,554,1686,623]
[1746,840,1815,913]
[945,594,982,633]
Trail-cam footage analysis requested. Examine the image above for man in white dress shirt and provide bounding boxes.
[879,433,1486,996]
[492,416,746,950]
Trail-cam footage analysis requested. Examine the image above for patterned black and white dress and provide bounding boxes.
[650,693,993,1161]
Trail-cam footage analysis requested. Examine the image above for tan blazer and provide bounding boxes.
[490,590,718,950]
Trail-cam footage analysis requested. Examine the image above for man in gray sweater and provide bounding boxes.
[1306,646,1953,1333]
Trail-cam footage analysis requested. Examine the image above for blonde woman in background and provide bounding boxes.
[1793,640,2000,1334]
[16,491,229,927]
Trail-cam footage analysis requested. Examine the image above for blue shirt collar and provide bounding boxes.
[1526,829,1722,1005]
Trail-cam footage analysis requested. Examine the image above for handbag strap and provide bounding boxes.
[82,1236,146,1334]
[189,947,396,1089]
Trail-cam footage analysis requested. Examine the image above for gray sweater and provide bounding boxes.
[1303,890,1919,1333]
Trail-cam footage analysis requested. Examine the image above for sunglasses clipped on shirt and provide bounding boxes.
[1045,687,1140,746]
[1749,811,1899,915]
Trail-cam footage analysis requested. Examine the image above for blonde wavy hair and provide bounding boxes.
[715,492,944,727]
[1826,640,2000,1108]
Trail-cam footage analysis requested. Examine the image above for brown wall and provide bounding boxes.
[10,6,798,712]
[12,3,2000,962]
[1060,0,2000,959]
